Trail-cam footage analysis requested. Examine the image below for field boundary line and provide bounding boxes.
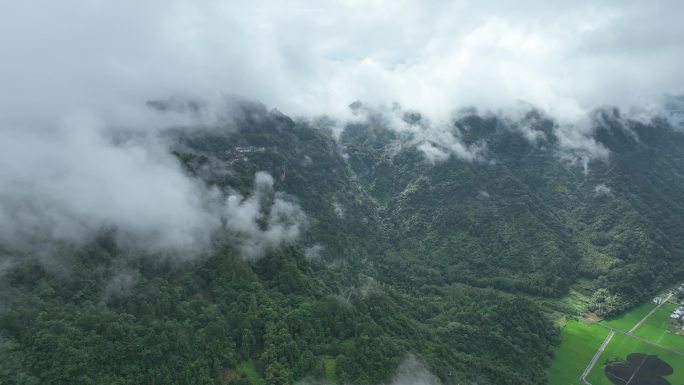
[629,293,673,333]
[623,354,648,385]
[601,326,684,357]
[580,330,615,385]
[580,291,674,385]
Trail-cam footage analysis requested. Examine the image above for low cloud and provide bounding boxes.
[595,183,613,197]
[2,1,682,127]
[0,112,306,260]
[333,200,345,219]
[0,113,219,254]
[415,134,487,165]
[1,0,682,260]
[554,120,610,174]
[304,244,324,260]
[222,172,308,260]
[349,102,487,164]
[499,106,548,143]
[514,123,547,143]
[665,96,684,129]
[104,268,141,301]
[0,258,14,278]
[391,355,441,385]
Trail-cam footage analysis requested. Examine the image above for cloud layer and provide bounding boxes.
[0,113,217,252]
[223,172,307,260]
[0,113,306,257]
[391,356,441,385]
[1,0,683,124]
[1,0,682,254]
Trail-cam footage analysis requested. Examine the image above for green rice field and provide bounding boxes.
[585,332,684,385]
[632,302,684,352]
[601,302,655,332]
[548,321,610,385]
[550,296,684,385]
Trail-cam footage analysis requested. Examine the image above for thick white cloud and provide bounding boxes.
[0,113,219,252]
[223,172,308,260]
[1,0,683,124]
[0,0,681,252]
[348,103,489,162]
[0,113,306,256]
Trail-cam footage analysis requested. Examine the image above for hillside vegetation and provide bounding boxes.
[2,102,684,385]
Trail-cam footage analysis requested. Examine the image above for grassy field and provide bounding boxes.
[601,302,656,331]
[323,357,338,384]
[550,296,684,385]
[548,321,610,385]
[632,302,684,352]
[237,360,264,385]
[585,332,684,385]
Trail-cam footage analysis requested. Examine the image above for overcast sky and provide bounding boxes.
[1,0,683,124]
[1,0,683,254]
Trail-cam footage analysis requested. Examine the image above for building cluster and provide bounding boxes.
[226,146,266,162]
[671,306,684,321]
[667,286,684,330]
[233,146,264,154]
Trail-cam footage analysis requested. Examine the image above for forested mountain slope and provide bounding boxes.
[1,102,683,385]
[341,107,684,307]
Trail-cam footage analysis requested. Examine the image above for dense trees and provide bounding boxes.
[341,109,684,305]
[587,288,624,316]
[0,242,558,385]
[2,103,684,384]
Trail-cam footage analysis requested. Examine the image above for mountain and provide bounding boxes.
[1,101,684,385]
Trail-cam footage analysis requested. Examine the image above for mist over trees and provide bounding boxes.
[1,100,684,384]
[1,0,684,383]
